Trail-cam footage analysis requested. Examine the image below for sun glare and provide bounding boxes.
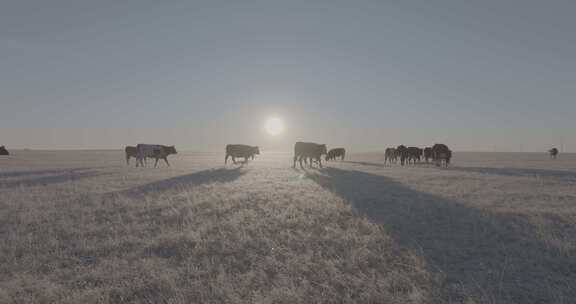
[265,117,284,136]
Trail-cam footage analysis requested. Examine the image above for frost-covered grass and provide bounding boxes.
[1,151,575,303]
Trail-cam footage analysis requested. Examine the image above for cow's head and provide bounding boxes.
[253,146,260,155]
[320,144,327,155]
[166,146,177,154]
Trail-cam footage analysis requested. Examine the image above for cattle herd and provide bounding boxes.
[385,144,452,167]
[118,143,567,168]
[0,144,560,167]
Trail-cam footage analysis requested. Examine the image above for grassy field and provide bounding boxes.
[1,150,575,303]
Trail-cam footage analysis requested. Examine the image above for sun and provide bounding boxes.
[265,117,284,136]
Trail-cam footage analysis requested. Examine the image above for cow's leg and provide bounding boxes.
[318,157,323,168]
[293,155,297,168]
[225,154,229,164]
[299,156,304,169]
[164,157,170,167]
[232,156,237,164]
[126,154,130,166]
[154,158,159,168]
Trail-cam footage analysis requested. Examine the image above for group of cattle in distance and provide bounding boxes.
[125,144,177,167]
[122,142,560,168]
[226,143,345,168]
[385,144,452,167]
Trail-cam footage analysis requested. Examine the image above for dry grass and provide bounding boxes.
[1,151,575,303]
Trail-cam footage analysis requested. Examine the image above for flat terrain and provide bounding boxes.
[1,151,575,303]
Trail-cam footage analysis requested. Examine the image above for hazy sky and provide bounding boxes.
[2,1,575,151]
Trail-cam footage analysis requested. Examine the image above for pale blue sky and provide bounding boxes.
[1,1,575,151]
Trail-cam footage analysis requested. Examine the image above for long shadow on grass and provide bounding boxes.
[118,167,246,197]
[307,167,576,304]
[0,170,108,188]
[448,166,576,182]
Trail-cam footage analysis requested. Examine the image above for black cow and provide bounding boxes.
[423,147,433,163]
[294,142,327,168]
[326,148,346,161]
[384,147,397,165]
[431,143,452,167]
[125,146,138,165]
[406,147,423,164]
[396,145,409,166]
[225,144,260,164]
[0,146,8,155]
[549,148,559,160]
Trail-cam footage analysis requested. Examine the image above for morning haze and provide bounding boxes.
[1,1,574,151]
[3,2,576,304]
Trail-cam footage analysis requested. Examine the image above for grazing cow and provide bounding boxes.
[293,142,327,168]
[225,144,260,164]
[125,146,139,165]
[396,145,409,166]
[384,148,397,165]
[431,143,452,167]
[406,147,423,164]
[549,148,559,160]
[423,147,433,163]
[0,146,8,156]
[326,148,346,161]
[136,144,177,167]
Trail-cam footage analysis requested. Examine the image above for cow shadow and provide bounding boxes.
[118,167,246,197]
[0,170,108,189]
[449,166,576,182]
[307,167,576,303]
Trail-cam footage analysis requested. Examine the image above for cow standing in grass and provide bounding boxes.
[423,147,433,163]
[326,148,346,161]
[396,145,409,166]
[225,144,260,164]
[549,148,559,160]
[384,148,397,165]
[294,142,327,169]
[431,143,452,167]
[0,146,8,156]
[136,144,177,168]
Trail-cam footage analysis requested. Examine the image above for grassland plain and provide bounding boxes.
[0,150,575,303]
